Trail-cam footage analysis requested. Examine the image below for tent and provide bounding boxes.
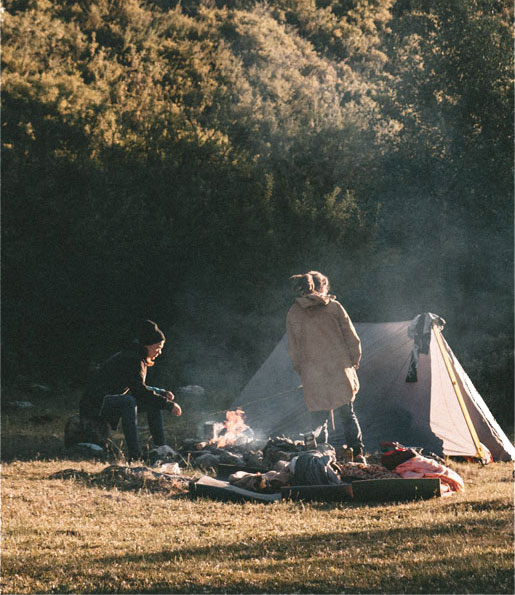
[233,315,515,462]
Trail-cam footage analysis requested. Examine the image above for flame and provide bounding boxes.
[212,407,249,448]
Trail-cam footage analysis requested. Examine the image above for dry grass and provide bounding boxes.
[1,388,514,594]
[2,459,513,594]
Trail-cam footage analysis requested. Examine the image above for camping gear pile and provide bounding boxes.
[188,440,465,503]
[178,409,466,502]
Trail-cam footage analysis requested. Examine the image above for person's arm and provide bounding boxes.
[147,386,182,415]
[335,303,361,367]
[147,386,170,398]
[127,359,172,408]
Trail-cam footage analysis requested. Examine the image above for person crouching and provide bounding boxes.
[79,320,181,462]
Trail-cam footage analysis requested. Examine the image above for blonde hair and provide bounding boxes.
[290,273,314,296]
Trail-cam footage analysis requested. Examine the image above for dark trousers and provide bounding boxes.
[310,402,364,455]
[100,394,166,459]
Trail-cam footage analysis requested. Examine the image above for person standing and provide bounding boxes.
[79,319,182,462]
[286,272,366,463]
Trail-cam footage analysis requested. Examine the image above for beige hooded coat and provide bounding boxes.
[286,294,361,412]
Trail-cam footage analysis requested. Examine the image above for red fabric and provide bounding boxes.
[393,454,465,494]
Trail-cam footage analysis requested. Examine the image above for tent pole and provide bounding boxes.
[432,324,486,461]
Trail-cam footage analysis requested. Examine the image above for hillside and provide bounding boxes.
[2,0,513,430]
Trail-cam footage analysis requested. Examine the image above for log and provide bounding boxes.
[281,484,353,502]
[351,478,441,501]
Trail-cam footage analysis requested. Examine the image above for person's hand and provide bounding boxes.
[164,390,175,401]
[170,402,182,416]
[353,362,360,370]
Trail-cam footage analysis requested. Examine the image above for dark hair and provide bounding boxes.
[290,273,314,296]
[137,319,166,346]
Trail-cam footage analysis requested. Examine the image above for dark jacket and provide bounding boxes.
[79,341,169,419]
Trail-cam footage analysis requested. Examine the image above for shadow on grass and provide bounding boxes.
[13,521,514,593]
[94,513,512,563]
[1,432,74,462]
[1,389,83,462]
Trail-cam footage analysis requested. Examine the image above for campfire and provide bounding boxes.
[180,408,260,471]
[209,407,252,448]
[179,408,322,474]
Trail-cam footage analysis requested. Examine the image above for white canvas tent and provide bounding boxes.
[233,316,515,461]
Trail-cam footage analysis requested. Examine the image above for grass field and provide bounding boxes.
[1,385,514,594]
